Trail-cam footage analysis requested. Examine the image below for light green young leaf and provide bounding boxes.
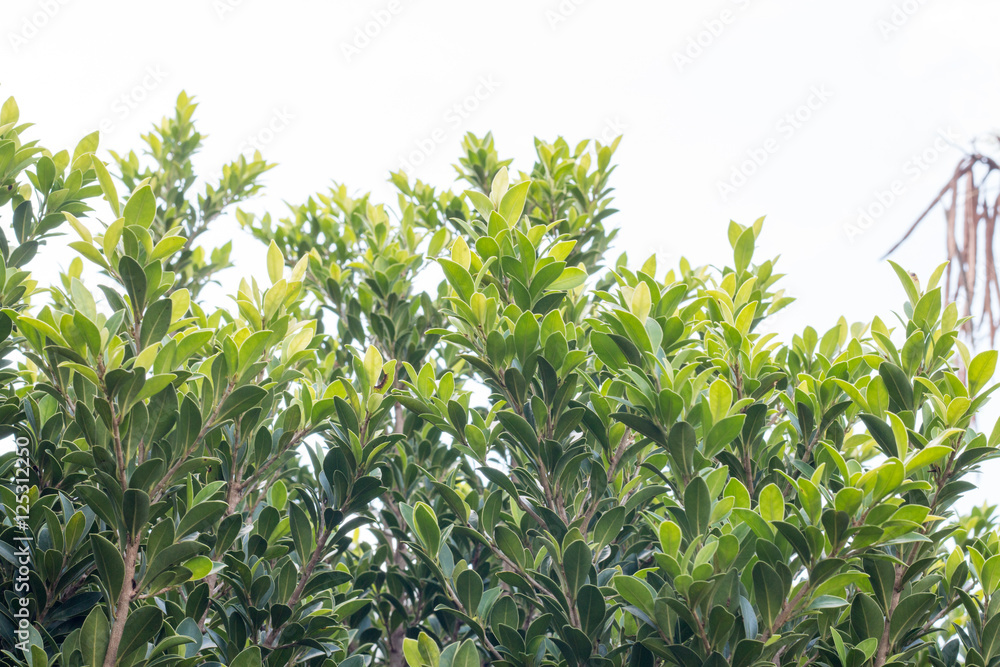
[758,483,784,523]
[267,240,284,284]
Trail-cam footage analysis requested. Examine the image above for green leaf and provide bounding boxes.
[80,607,110,667]
[612,574,656,617]
[217,385,268,422]
[92,157,120,217]
[576,584,607,638]
[1,97,19,125]
[149,235,186,262]
[982,613,1000,661]
[562,540,592,593]
[631,281,651,322]
[465,190,494,220]
[734,226,755,273]
[440,258,475,300]
[752,561,784,629]
[969,350,998,396]
[659,520,681,554]
[887,260,920,306]
[403,638,426,667]
[594,506,625,547]
[888,592,934,643]
[452,639,481,667]
[143,540,209,586]
[549,266,587,291]
[493,524,525,567]
[479,466,519,501]
[177,500,228,537]
[65,211,93,243]
[667,421,696,477]
[758,483,784,523]
[498,181,530,226]
[514,311,539,362]
[267,240,284,284]
[140,300,173,351]
[496,411,538,452]
[814,572,869,598]
[363,344,383,386]
[123,489,150,539]
[183,555,214,580]
[91,534,125,601]
[490,598,519,637]
[612,412,666,447]
[455,568,483,614]
[103,217,124,258]
[289,502,315,559]
[833,378,870,412]
[590,331,628,370]
[705,414,745,457]
[983,555,1000,595]
[850,593,884,641]
[72,131,99,164]
[69,240,110,269]
[77,485,117,528]
[117,606,163,660]
[879,362,913,411]
[773,521,811,562]
[148,635,196,660]
[119,256,147,311]
[413,502,440,555]
[61,362,100,387]
[134,373,177,405]
[903,444,952,475]
[859,412,897,458]
[230,646,262,667]
[684,476,711,535]
[123,185,156,229]
[887,411,909,460]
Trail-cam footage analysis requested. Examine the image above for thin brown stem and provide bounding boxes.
[103,536,141,667]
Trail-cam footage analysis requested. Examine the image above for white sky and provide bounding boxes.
[5,0,1000,504]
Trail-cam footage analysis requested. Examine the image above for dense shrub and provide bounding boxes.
[2,92,1000,667]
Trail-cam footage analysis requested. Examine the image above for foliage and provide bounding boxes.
[109,91,274,297]
[2,91,1000,667]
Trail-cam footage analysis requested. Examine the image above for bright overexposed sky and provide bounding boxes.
[5,0,1000,502]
